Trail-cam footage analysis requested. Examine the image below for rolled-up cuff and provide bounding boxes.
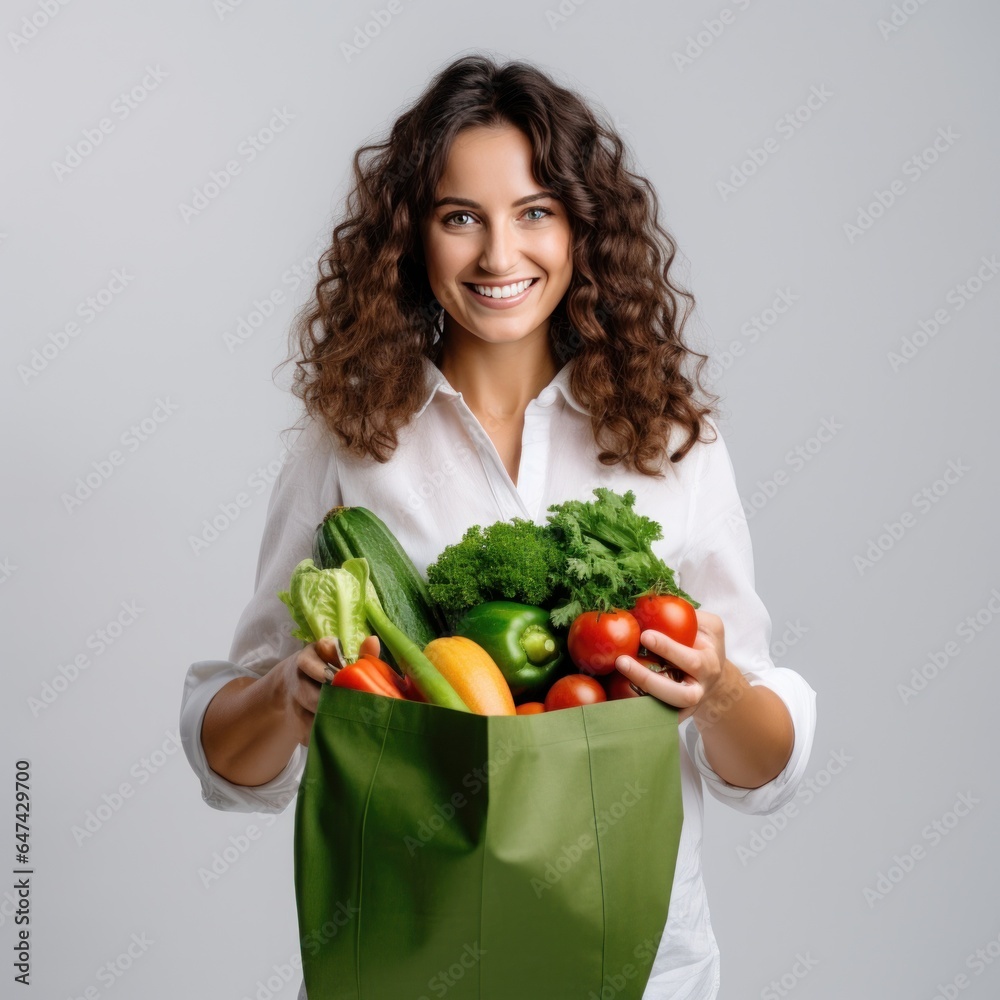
[179,659,305,814]
[679,666,817,816]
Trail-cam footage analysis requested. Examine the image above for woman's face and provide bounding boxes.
[420,124,574,352]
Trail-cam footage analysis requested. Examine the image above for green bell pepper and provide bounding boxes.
[454,601,566,695]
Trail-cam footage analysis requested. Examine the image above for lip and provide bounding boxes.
[463,277,539,309]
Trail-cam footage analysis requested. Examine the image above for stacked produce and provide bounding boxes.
[278,489,700,715]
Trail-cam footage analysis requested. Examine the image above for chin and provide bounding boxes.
[466,325,545,346]
[443,311,526,336]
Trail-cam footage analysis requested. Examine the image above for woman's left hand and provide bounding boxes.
[614,609,728,722]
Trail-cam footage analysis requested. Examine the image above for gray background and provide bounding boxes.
[2,1,998,998]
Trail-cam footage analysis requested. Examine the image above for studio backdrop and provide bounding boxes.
[3,2,998,998]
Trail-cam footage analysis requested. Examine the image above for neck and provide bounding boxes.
[437,322,561,422]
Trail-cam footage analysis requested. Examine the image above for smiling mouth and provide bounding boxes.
[464,277,539,299]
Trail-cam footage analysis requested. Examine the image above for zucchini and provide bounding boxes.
[313,507,448,652]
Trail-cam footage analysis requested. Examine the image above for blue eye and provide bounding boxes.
[442,206,554,228]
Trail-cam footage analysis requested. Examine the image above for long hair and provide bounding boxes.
[278,53,718,474]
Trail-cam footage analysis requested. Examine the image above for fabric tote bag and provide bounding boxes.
[293,682,684,1000]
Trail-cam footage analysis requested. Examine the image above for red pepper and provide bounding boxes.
[363,654,428,702]
[332,655,404,699]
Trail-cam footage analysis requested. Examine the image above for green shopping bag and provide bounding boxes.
[293,683,683,1000]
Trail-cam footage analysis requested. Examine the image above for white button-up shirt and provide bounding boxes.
[179,355,817,1000]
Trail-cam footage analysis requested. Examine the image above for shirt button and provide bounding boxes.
[537,389,557,406]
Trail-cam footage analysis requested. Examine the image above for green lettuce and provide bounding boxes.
[277,557,369,663]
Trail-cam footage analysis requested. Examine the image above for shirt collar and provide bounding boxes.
[415,355,590,418]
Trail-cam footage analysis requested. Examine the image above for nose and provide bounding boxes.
[478,222,520,276]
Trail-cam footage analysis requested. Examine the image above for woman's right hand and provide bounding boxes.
[202,633,383,787]
[271,634,383,746]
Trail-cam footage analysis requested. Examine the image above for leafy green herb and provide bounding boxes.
[426,518,565,629]
[424,488,697,629]
[545,488,698,627]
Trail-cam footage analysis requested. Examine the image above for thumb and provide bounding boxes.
[359,634,381,659]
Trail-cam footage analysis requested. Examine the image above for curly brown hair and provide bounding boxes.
[278,53,719,475]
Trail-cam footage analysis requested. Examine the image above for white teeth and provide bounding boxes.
[472,278,534,298]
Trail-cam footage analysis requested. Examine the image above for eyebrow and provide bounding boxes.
[431,191,558,210]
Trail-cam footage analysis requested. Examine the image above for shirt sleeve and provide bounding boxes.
[178,419,341,813]
[673,418,817,817]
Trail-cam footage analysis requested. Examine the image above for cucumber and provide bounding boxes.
[313,506,448,652]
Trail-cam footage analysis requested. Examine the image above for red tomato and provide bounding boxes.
[544,674,607,711]
[567,609,641,675]
[604,671,641,700]
[515,701,546,715]
[631,594,698,647]
[604,654,661,700]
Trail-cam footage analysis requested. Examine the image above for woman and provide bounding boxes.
[180,53,817,998]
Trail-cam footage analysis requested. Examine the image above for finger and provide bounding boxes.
[297,664,326,701]
[615,656,702,709]
[290,689,319,729]
[315,636,346,666]
[694,609,723,633]
[638,629,699,672]
[300,643,340,685]
[692,611,726,654]
[359,634,381,659]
